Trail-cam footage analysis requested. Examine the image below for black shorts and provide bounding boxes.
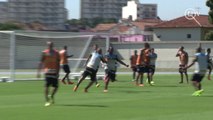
[179,65,187,73]
[207,63,213,70]
[82,67,96,81]
[149,65,155,74]
[105,69,116,82]
[131,66,137,72]
[137,65,149,73]
[191,74,205,82]
[62,64,70,73]
[45,74,58,88]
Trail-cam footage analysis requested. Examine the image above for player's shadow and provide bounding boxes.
[58,104,108,108]
[154,85,182,87]
[119,90,152,94]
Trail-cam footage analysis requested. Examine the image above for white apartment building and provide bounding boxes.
[122,0,157,21]
[0,0,67,29]
[80,0,129,20]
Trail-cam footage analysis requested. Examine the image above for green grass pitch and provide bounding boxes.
[0,74,213,120]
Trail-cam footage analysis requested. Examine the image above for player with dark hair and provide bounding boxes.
[73,48,106,92]
[206,48,212,80]
[185,47,207,96]
[135,43,152,86]
[59,45,74,85]
[176,46,189,83]
[130,50,138,81]
[37,41,60,107]
[103,46,129,92]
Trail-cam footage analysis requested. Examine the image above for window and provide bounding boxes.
[187,34,191,39]
[157,35,161,38]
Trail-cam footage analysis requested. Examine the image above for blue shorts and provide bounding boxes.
[105,69,116,82]
[149,65,155,74]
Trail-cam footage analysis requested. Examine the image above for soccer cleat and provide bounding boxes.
[61,79,66,84]
[44,102,51,107]
[208,75,211,80]
[84,89,88,93]
[192,91,201,96]
[103,90,108,93]
[197,89,204,94]
[150,81,155,86]
[96,83,100,87]
[68,81,74,85]
[73,86,78,92]
[139,84,144,87]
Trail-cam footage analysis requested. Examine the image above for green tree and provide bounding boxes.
[205,31,213,41]
[207,0,213,24]
[66,18,117,28]
[0,23,22,30]
[206,0,213,41]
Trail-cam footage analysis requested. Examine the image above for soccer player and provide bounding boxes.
[59,45,74,85]
[103,46,129,93]
[85,44,101,87]
[206,48,212,80]
[130,50,138,81]
[184,47,207,96]
[37,41,60,107]
[73,48,106,92]
[176,46,189,83]
[135,43,152,86]
[149,48,157,84]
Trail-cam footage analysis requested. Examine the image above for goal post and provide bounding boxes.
[0,31,109,81]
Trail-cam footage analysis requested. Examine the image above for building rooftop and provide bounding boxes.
[92,19,162,33]
[154,15,213,28]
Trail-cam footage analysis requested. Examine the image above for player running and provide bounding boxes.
[85,44,101,87]
[149,48,157,84]
[59,45,74,85]
[37,41,60,107]
[184,46,207,96]
[206,48,212,80]
[103,46,129,93]
[176,46,189,83]
[130,50,138,81]
[73,48,106,92]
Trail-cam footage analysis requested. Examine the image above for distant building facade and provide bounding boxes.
[0,2,8,23]
[0,0,67,29]
[122,0,158,21]
[153,15,213,41]
[80,0,128,20]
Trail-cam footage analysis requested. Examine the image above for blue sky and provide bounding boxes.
[0,0,209,20]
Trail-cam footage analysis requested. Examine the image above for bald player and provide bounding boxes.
[37,41,60,107]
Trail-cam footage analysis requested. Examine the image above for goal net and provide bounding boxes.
[0,31,109,82]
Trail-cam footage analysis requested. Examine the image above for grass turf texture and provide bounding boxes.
[0,74,213,120]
